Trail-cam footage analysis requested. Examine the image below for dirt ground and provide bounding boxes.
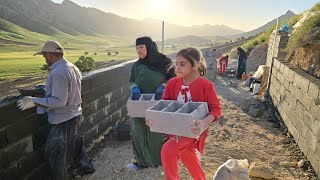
[2,55,317,179]
[78,73,317,180]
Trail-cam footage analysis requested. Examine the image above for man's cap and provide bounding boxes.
[33,40,64,56]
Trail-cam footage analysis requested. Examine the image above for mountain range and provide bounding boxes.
[0,0,296,43]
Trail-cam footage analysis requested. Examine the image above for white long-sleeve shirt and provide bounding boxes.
[33,58,82,124]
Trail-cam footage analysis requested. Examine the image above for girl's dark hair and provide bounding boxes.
[176,47,207,76]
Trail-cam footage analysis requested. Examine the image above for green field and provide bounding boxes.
[0,18,209,80]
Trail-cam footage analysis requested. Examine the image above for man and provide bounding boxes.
[17,40,95,179]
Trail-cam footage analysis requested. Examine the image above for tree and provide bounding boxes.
[115,51,119,55]
[107,52,111,56]
[75,56,95,72]
[84,52,89,55]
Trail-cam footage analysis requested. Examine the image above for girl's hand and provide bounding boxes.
[190,120,205,135]
[145,119,153,127]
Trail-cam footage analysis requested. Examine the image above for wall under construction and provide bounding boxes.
[267,32,320,177]
[0,60,134,179]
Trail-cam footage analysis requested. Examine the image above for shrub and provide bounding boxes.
[75,56,95,72]
[41,64,50,71]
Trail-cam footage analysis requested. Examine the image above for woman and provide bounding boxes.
[237,47,247,79]
[127,36,175,171]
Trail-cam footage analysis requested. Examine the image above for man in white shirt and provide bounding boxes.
[17,40,95,179]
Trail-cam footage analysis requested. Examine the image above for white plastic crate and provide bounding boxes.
[146,100,209,139]
[126,94,158,118]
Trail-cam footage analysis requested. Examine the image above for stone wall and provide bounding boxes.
[267,32,320,176]
[0,60,134,179]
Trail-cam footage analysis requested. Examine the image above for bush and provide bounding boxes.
[41,64,50,71]
[75,56,95,72]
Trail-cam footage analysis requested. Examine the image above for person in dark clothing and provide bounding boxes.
[237,47,247,79]
[127,36,175,171]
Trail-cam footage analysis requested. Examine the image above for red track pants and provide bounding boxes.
[161,136,206,180]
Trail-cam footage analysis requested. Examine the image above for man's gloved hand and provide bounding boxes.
[155,84,165,100]
[17,96,36,110]
[131,86,141,100]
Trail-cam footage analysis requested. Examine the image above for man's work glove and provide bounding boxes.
[131,86,141,100]
[155,84,165,100]
[17,96,36,110]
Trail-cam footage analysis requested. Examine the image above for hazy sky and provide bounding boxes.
[51,0,319,31]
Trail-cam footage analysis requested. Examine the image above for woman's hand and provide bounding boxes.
[145,119,153,127]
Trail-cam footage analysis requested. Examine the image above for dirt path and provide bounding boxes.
[79,74,314,180]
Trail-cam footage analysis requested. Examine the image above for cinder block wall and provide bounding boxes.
[267,32,320,176]
[0,60,134,179]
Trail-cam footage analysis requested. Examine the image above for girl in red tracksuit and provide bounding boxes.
[147,47,222,180]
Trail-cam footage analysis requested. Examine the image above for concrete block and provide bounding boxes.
[293,72,310,93]
[146,101,209,139]
[294,86,311,110]
[110,88,123,103]
[0,164,20,180]
[0,101,36,128]
[0,128,7,149]
[283,78,290,90]
[310,101,320,124]
[0,136,33,168]
[97,94,111,110]
[308,82,320,100]
[297,136,309,157]
[287,96,297,110]
[306,150,320,175]
[287,69,295,83]
[18,148,46,177]
[6,114,47,144]
[91,69,116,88]
[127,94,158,118]
[81,76,92,93]
[303,111,315,133]
[278,73,285,84]
[98,116,113,133]
[304,128,317,152]
[24,162,51,180]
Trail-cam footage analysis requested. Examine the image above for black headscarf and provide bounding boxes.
[136,36,175,80]
[237,47,247,60]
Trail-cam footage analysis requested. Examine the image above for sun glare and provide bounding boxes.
[151,0,168,11]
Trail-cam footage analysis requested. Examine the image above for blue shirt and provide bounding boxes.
[33,58,82,124]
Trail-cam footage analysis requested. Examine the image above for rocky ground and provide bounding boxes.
[79,73,318,180]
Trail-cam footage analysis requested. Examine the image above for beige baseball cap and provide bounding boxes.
[33,40,64,56]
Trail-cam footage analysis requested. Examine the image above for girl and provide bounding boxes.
[148,47,222,179]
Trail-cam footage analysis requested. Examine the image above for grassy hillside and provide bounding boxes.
[241,14,302,54]
[0,18,137,79]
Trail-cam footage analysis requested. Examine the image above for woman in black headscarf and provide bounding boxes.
[237,47,247,79]
[127,36,175,171]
